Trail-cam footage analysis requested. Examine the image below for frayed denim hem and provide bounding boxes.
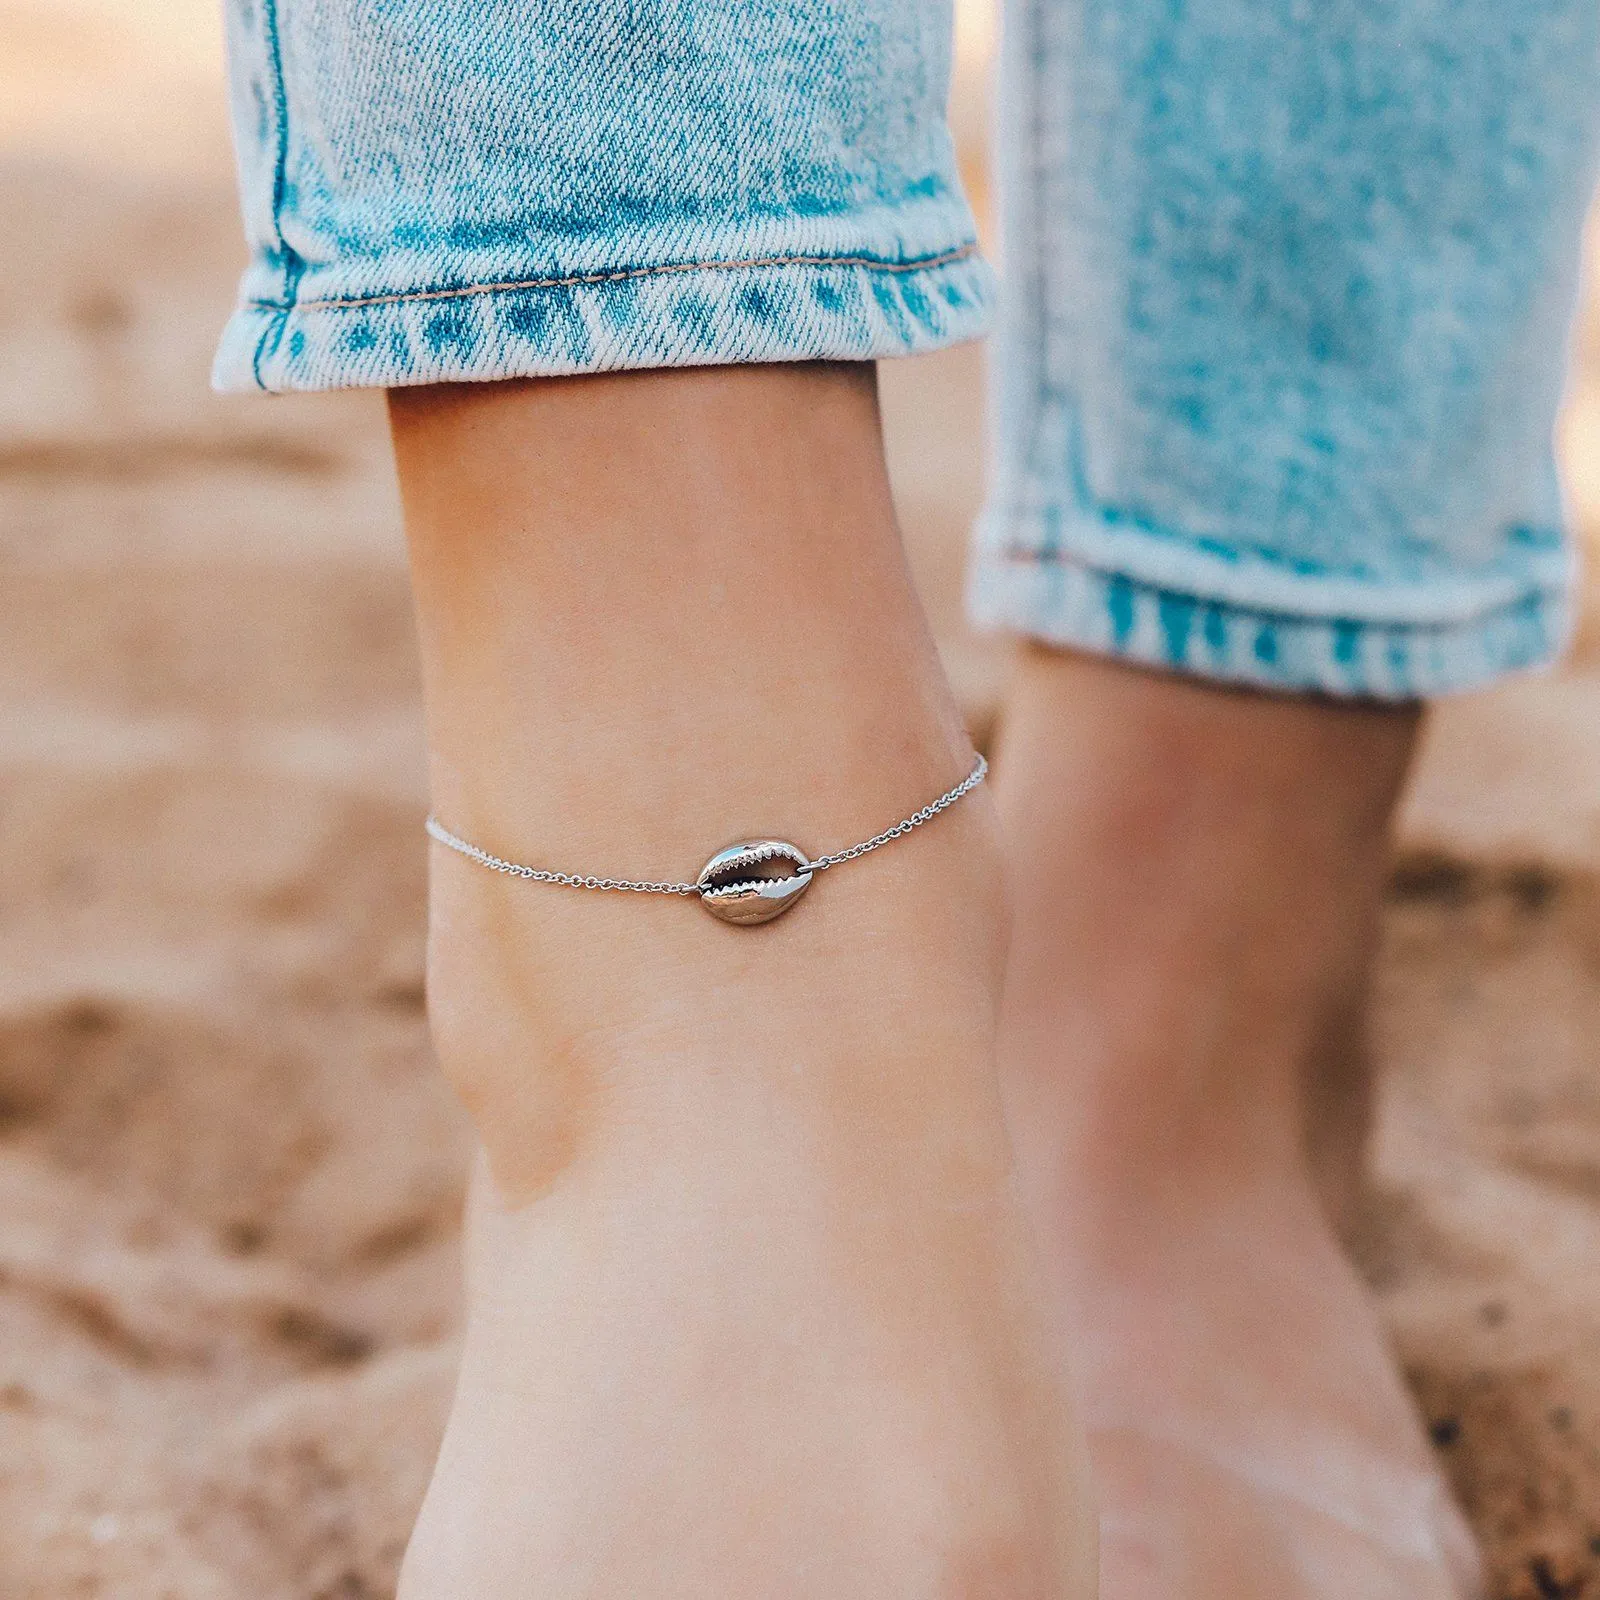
[967,511,1578,701]
[213,247,994,394]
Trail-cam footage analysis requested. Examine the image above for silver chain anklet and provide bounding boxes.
[424,753,987,927]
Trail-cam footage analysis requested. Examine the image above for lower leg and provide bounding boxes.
[995,647,1479,1599]
[389,364,1094,1599]
[997,648,1418,1239]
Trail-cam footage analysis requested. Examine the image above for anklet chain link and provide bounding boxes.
[424,753,986,926]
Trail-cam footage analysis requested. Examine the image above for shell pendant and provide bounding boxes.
[696,840,813,925]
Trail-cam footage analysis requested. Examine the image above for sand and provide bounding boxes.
[3,7,1600,1597]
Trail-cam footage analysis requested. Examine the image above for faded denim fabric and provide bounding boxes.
[218,0,1600,699]
[969,0,1600,698]
[213,0,990,390]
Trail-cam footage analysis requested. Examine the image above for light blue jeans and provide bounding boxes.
[216,0,1600,699]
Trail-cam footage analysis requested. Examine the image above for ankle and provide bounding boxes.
[425,795,1010,1204]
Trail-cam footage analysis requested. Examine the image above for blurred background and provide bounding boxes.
[4,4,1600,1596]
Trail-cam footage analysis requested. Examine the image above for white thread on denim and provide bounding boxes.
[255,242,981,314]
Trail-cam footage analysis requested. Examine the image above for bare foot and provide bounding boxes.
[994,648,1481,1600]
[388,367,1096,1599]
[1065,1175,1480,1598]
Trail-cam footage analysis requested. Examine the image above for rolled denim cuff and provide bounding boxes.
[215,236,993,393]
[969,507,1576,701]
[213,0,990,393]
[973,0,1598,701]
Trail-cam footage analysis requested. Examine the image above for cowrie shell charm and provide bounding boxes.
[697,840,813,925]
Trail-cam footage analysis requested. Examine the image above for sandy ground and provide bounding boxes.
[4,6,1600,1598]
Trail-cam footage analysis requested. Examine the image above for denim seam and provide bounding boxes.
[990,505,1566,594]
[242,241,981,314]
[1022,1,1057,564]
[251,0,305,391]
[988,543,1568,632]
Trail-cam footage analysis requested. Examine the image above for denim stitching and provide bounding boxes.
[990,541,1568,631]
[243,242,981,313]
[251,0,304,390]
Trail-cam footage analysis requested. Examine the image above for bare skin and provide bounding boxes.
[993,648,1482,1600]
[387,363,1095,1599]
